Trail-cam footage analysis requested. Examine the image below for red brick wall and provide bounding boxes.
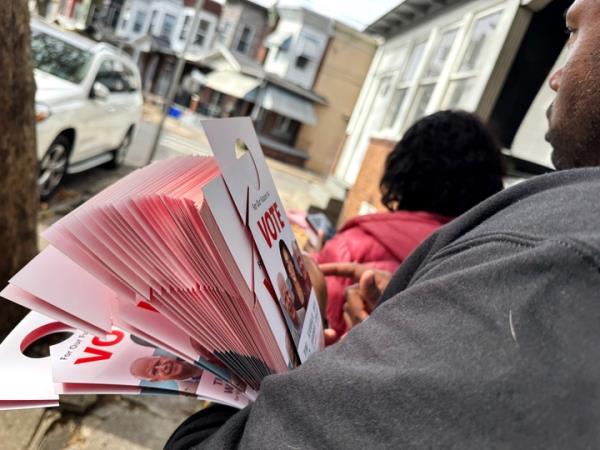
[338,137,396,225]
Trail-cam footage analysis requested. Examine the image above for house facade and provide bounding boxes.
[295,22,377,175]
[196,6,376,175]
[217,0,269,60]
[334,0,569,222]
[114,0,221,97]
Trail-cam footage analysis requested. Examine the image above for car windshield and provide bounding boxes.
[31,29,93,84]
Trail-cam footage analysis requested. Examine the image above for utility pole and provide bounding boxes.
[146,0,204,165]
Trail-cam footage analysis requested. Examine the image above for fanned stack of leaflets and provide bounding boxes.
[0,118,323,411]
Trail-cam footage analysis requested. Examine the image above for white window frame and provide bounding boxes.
[161,13,177,40]
[375,32,435,137]
[194,19,212,48]
[440,5,507,111]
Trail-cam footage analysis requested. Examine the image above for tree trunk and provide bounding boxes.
[0,2,39,340]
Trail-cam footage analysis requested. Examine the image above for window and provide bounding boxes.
[96,60,138,93]
[402,41,427,83]
[179,15,192,40]
[378,40,426,131]
[31,30,93,83]
[161,14,177,40]
[206,91,222,117]
[272,116,296,140]
[235,25,254,54]
[458,11,503,73]
[380,87,408,130]
[407,84,436,123]
[195,19,211,47]
[133,10,146,33]
[403,27,459,126]
[441,10,503,109]
[120,9,130,31]
[294,35,319,71]
[149,10,159,35]
[219,21,232,43]
[295,55,310,70]
[424,28,458,78]
[443,77,477,109]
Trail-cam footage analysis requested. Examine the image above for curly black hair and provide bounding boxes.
[380,110,504,217]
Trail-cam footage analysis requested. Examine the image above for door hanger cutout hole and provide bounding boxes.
[20,322,74,359]
[234,138,260,191]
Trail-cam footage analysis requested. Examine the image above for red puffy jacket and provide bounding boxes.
[312,210,451,335]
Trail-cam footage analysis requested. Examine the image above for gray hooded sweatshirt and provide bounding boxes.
[188,168,600,449]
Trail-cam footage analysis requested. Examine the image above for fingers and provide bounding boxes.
[319,262,368,281]
[358,270,380,310]
[324,328,338,346]
[373,270,393,292]
[343,285,370,328]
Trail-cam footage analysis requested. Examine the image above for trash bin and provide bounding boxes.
[168,105,183,119]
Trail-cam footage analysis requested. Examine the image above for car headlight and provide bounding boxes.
[35,103,51,123]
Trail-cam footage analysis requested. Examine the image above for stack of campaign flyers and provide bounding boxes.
[0,118,323,411]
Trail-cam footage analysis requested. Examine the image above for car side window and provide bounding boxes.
[96,60,125,93]
[115,61,139,93]
[122,66,140,92]
[96,59,138,93]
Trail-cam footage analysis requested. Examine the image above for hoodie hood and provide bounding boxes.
[339,210,452,262]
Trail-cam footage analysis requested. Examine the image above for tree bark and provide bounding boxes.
[0,2,39,340]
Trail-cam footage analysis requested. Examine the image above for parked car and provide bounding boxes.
[32,19,143,199]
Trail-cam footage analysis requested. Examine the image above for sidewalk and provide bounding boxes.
[1,395,205,450]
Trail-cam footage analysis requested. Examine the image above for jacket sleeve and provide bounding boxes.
[189,228,600,449]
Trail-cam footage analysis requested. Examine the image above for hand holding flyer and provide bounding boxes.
[0,118,323,411]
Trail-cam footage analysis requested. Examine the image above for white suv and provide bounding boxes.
[32,19,143,199]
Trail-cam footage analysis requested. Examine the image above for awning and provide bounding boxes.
[265,30,292,51]
[260,86,317,126]
[202,71,260,101]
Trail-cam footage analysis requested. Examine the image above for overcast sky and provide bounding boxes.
[215,0,400,30]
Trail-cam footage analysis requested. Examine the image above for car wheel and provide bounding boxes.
[38,135,69,201]
[108,131,132,169]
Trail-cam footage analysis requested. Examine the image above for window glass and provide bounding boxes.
[406,84,435,124]
[378,76,392,98]
[295,55,310,70]
[401,41,427,82]
[381,87,408,130]
[149,10,159,34]
[31,30,93,83]
[133,10,146,33]
[122,66,139,92]
[458,11,502,72]
[236,25,253,53]
[179,15,192,40]
[120,9,130,30]
[96,60,138,93]
[443,77,477,109]
[195,19,211,46]
[424,28,458,78]
[219,21,231,42]
[161,14,177,39]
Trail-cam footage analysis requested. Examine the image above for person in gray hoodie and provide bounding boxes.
[165,0,600,448]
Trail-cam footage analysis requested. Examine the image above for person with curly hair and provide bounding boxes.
[310,110,505,338]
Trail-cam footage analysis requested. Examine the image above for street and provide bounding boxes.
[40,111,337,247]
